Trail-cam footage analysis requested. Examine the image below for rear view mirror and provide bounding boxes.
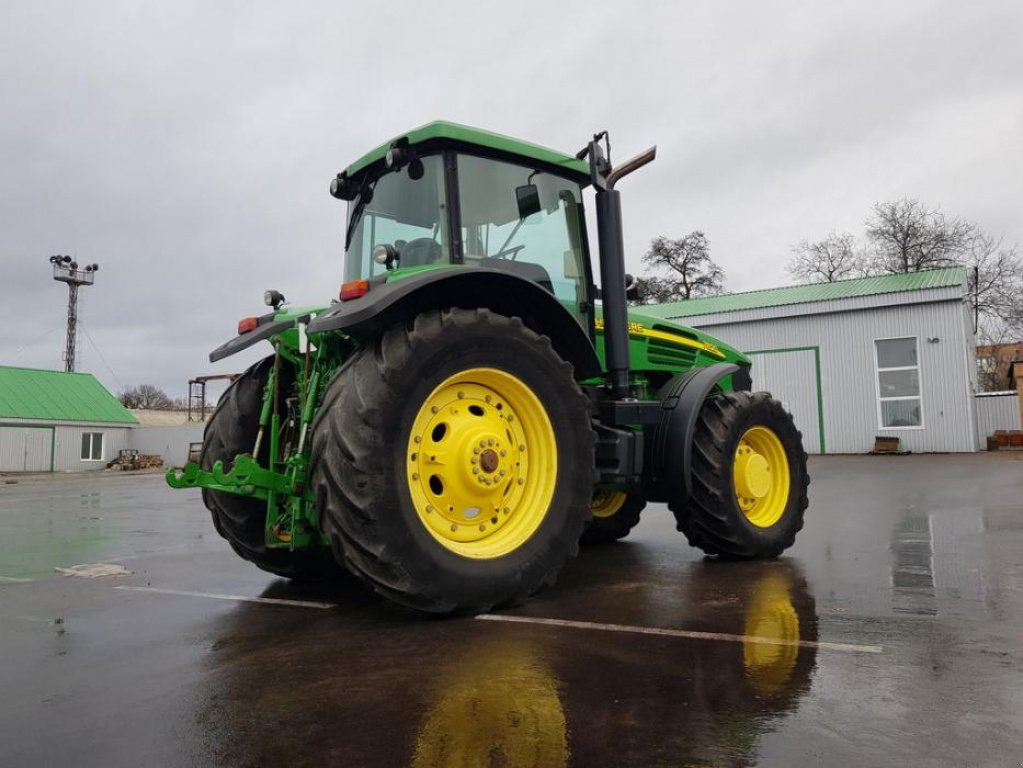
[515,184,541,220]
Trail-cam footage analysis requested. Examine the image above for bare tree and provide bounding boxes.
[787,231,864,283]
[119,384,173,410]
[633,232,725,304]
[966,234,1023,340]
[864,197,976,273]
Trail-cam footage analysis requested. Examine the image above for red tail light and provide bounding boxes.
[237,316,259,334]
[340,280,370,301]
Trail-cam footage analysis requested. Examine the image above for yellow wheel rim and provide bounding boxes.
[732,426,790,528]
[590,490,627,519]
[742,573,800,692]
[406,367,557,559]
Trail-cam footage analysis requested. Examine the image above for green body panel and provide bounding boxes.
[0,366,137,424]
[345,120,591,181]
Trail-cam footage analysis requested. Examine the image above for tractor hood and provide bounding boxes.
[591,304,749,379]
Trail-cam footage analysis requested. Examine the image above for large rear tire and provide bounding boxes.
[580,492,645,545]
[309,308,595,614]
[674,391,808,559]
[201,357,340,580]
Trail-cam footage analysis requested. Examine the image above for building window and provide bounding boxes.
[875,338,923,428]
[81,432,104,461]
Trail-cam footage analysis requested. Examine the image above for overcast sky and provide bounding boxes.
[2,1,1021,398]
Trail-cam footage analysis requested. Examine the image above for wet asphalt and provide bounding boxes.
[1,453,1021,768]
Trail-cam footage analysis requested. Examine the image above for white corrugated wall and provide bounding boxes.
[54,425,132,471]
[128,424,205,465]
[676,293,976,453]
[975,393,1022,437]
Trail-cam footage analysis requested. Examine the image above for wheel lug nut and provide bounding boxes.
[431,406,439,414]
[412,473,419,480]
[473,447,481,454]
[519,444,526,452]
[414,436,421,444]
[450,524,457,532]
[499,470,506,476]
[471,457,478,464]
[473,467,480,474]
[500,450,507,457]
[426,505,433,513]
[485,395,492,403]
[517,478,524,485]
[457,391,465,399]
[479,440,486,448]
[487,439,494,446]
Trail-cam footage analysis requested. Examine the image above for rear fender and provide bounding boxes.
[306,267,602,379]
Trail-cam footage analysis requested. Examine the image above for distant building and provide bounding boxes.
[976,341,1023,392]
[0,366,138,472]
[643,267,983,453]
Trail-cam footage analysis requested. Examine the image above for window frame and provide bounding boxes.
[873,336,925,430]
[80,432,105,462]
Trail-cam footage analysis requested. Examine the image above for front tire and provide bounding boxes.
[201,357,341,580]
[674,391,808,559]
[310,308,595,614]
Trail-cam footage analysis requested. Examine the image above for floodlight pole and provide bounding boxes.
[48,255,99,373]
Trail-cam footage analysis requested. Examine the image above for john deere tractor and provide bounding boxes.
[167,122,809,614]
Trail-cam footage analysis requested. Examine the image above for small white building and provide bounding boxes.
[0,366,137,472]
[643,267,978,453]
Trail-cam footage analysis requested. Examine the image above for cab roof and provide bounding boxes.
[344,120,591,183]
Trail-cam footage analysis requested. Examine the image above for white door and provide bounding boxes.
[747,349,823,454]
[0,427,53,472]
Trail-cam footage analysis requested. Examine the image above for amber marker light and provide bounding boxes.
[339,280,370,301]
[237,316,259,334]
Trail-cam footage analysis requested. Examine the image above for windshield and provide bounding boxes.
[344,153,449,281]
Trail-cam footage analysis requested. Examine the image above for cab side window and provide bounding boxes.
[457,154,588,320]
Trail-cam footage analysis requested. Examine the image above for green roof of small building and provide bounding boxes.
[642,267,967,319]
[345,120,591,179]
[0,366,137,425]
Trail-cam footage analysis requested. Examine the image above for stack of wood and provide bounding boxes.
[107,450,164,471]
[871,436,907,454]
[987,431,1023,451]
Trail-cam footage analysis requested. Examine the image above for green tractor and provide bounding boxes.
[167,122,809,614]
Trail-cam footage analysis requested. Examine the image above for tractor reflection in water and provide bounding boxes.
[195,562,815,767]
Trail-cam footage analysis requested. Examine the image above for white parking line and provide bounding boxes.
[476,613,883,654]
[114,585,336,609]
[0,576,33,583]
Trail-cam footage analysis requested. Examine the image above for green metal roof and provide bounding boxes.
[0,366,137,424]
[345,120,591,179]
[642,267,967,319]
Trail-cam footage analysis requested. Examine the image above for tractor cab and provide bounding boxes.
[335,123,594,329]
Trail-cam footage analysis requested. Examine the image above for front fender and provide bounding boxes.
[645,362,740,503]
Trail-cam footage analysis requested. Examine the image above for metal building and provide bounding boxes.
[0,366,137,472]
[642,267,978,453]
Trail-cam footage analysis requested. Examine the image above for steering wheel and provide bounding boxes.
[399,238,442,267]
[491,244,526,261]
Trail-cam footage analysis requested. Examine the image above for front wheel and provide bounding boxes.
[674,391,809,559]
[309,308,595,614]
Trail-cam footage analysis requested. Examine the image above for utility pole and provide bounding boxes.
[48,255,99,373]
